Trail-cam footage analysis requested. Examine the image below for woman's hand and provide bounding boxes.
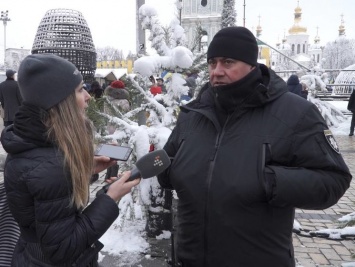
[93,156,117,174]
[106,171,140,203]
[105,176,118,184]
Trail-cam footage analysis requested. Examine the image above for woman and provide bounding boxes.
[1,54,139,266]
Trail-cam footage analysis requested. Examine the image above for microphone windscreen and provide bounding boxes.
[136,149,170,178]
[95,150,171,197]
[201,0,207,7]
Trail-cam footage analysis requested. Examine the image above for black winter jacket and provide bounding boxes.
[0,78,22,122]
[287,74,302,97]
[158,64,351,267]
[1,126,119,267]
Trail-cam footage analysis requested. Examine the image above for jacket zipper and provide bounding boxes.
[203,114,230,267]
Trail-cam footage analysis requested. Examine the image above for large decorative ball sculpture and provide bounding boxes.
[32,8,96,83]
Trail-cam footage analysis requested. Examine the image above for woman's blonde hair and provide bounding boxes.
[45,90,94,209]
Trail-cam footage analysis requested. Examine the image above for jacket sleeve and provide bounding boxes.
[37,195,119,265]
[27,161,120,265]
[267,104,352,209]
[157,121,182,190]
[16,85,23,103]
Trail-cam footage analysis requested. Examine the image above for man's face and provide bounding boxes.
[208,57,255,87]
[157,79,163,86]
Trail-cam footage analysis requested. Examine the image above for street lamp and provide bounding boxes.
[243,0,246,27]
[177,0,183,25]
[0,10,11,68]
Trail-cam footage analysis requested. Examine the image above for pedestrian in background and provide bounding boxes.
[287,74,302,97]
[0,69,22,127]
[348,89,355,136]
[158,27,352,267]
[90,80,103,99]
[0,173,20,266]
[156,77,166,93]
[1,54,140,266]
[300,82,309,99]
[103,80,132,180]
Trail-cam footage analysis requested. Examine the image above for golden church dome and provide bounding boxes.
[289,24,307,34]
[288,2,307,34]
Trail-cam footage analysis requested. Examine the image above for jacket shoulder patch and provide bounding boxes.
[324,130,340,154]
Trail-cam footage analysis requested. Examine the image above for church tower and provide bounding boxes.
[286,1,309,56]
[181,0,223,50]
[308,27,323,65]
[271,0,315,70]
[255,15,271,67]
[338,14,346,37]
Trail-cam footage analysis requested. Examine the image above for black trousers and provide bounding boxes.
[350,113,355,134]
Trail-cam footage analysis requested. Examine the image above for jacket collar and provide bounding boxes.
[191,64,287,111]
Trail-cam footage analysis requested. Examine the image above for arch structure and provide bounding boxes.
[334,64,355,94]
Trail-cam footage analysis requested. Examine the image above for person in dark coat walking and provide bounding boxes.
[300,82,309,99]
[90,80,103,99]
[348,89,355,136]
[287,74,302,97]
[157,27,352,267]
[0,69,22,126]
[1,54,140,267]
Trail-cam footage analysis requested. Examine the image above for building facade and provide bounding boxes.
[4,48,31,71]
[96,60,133,74]
[270,2,325,71]
[181,0,223,50]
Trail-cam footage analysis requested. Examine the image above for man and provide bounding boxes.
[348,88,355,136]
[158,27,352,267]
[0,69,22,126]
[287,74,302,97]
[156,77,166,93]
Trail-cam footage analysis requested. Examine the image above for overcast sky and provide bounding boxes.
[0,0,354,62]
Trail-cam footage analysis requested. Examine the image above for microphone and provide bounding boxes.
[201,0,207,7]
[96,149,171,196]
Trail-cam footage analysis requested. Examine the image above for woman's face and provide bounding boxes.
[75,82,91,112]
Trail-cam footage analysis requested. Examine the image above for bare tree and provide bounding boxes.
[96,46,125,61]
[188,22,207,53]
[323,38,355,69]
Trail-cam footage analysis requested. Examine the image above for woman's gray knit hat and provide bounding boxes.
[18,53,83,110]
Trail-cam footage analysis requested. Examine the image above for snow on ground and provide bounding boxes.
[327,101,352,135]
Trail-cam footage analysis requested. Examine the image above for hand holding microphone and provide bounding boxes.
[96,149,171,198]
[106,171,140,203]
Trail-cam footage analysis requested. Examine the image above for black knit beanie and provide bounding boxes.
[207,27,258,66]
[18,54,83,110]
